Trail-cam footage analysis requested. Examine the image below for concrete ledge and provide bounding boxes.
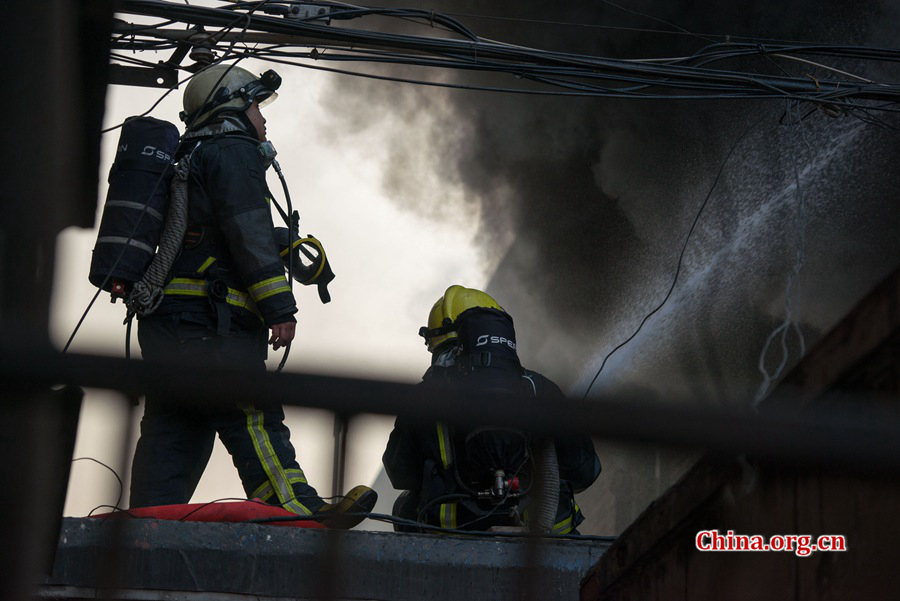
[42,518,611,601]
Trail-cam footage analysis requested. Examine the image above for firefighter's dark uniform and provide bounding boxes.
[382,308,601,533]
[130,127,324,516]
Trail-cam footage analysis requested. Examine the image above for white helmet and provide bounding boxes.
[181,64,281,129]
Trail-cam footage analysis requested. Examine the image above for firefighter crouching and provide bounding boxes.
[383,285,601,533]
[129,64,375,528]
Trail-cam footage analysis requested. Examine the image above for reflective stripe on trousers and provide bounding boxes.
[250,468,308,502]
[550,502,581,535]
[243,407,313,516]
[440,502,458,529]
[436,422,452,469]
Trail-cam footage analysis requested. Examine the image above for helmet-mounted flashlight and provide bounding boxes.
[247,69,281,108]
[260,69,281,91]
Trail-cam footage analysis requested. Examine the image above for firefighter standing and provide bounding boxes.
[383,285,601,533]
[129,64,375,528]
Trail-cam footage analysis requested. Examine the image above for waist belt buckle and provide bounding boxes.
[208,279,228,302]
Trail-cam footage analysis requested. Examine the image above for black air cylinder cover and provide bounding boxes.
[89,117,179,290]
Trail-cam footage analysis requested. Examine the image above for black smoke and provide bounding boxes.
[321,0,900,396]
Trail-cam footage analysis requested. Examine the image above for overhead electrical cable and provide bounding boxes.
[595,0,715,43]
[108,1,900,109]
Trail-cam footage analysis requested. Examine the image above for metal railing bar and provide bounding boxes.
[2,346,900,473]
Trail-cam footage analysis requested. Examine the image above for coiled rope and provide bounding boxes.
[126,157,190,317]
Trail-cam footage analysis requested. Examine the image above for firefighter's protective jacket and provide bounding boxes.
[153,132,296,329]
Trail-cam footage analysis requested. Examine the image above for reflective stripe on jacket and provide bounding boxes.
[156,132,297,327]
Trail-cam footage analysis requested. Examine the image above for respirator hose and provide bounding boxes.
[530,438,560,533]
[273,159,293,372]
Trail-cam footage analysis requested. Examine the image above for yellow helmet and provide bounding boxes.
[419,285,505,352]
[181,64,281,129]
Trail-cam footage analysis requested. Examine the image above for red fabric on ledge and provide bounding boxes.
[91,500,325,528]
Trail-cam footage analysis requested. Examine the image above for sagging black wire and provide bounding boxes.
[272,160,294,372]
[63,291,105,354]
[596,0,715,44]
[88,504,133,517]
[73,457,125,512]
[581,111,768,400]
[177,497,274,520]
[90,496,262,520]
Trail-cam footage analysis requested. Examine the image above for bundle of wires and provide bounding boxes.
[108,0,900,111]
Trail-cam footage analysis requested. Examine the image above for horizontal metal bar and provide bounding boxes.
[2,345,900,473]
[108,63,178,88]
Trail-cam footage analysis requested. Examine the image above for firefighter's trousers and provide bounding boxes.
[129,313,324,516]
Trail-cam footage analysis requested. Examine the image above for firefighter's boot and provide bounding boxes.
[314,485,377,530]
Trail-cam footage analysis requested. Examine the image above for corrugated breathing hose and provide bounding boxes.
[530,438,560,533]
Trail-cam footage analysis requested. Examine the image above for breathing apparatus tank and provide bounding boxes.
[89,117,180,296]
